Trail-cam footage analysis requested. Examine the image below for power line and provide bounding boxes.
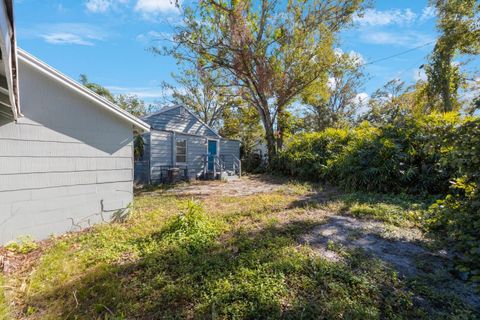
[360,41,436,67]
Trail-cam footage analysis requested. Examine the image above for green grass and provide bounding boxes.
[329,192,432,228]
[1,183,477,319]
[0,274,8,320]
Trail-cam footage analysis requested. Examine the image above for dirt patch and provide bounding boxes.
[300,214,480,310]
[165,175,285,197]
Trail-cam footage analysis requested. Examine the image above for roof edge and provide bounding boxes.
[17,48,150,133]
[143,105,221,138]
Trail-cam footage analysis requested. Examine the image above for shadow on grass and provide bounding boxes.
[23,217,478,320]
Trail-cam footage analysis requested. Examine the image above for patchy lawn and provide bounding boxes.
[1,175,479,319]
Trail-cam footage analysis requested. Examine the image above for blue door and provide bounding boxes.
[208,140,217,171]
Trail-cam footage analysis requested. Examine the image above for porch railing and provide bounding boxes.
[202,154,241,178]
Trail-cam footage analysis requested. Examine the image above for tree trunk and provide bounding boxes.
[265,127,277,161]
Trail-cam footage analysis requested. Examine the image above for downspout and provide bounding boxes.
[171,131,176,166]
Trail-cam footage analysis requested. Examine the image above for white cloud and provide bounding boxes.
[360,31,435,47]
[107,85,165,99]
[134,0,179,18]
[354,92,370,105]
[327,77,336,90]
[348,50,365,65]
[37,23,108,46]
[42,33,94,46]
[85,0,129,13]
[413,68,427,82]
[420,6,436,21]
[354,8,417,27]
[136,30,172,43]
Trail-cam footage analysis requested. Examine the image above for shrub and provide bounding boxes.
[5,236,38,254]
[274,112,480,283]
[160,201,220,253]
[426,117,480,282]
[272,128,350,181]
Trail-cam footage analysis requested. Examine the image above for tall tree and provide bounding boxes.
[302,51,366,131]
[79,74,116,103]
[363,79,415,125]
[425,0,480,112]
[161,0,364,160]
[115,94,147,117]
[220,105,264,156]
[162,66,235,130]
[79,74,147,116]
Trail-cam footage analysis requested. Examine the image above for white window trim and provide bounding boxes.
[176,138,187,164]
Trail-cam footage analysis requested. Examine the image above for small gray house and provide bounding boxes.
[135,105,241,184]
[0,0,150,244]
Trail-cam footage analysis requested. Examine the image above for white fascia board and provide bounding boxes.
[0,0,17,118]
[17,48,150,133]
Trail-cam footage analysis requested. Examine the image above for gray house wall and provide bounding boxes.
[138,106,241,184]
[0,57,136,244]
[220,139,241,170]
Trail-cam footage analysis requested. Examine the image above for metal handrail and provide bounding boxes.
[203,153,241,178]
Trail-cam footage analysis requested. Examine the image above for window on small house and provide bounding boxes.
[176,139,187,163]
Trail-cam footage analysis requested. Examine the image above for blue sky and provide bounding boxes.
[14,0,448,105]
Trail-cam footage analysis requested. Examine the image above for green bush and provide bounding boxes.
[272,127,350,181]
[426,117,480,282]
[274,112,480,282]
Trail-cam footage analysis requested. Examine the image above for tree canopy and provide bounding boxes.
[162,0,365,160]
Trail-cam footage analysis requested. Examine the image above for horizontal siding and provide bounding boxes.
[0,138,131,157]
[150,130,172,166]
[220,139,241,171]
[144,106,218,137]
[0,157,131,175]
[0,58,135,244]
[179,133,207,178]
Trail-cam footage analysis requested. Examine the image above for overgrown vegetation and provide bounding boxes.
[273,112,480,282]
[0,275,8,320]
[2,185,478,319]
[5,236,38,255]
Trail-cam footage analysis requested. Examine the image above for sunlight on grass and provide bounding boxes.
[336,192,429,228]
[0,274,8,320]
[2,185,477,319]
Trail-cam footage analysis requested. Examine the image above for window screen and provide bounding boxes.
[176,139,187,163]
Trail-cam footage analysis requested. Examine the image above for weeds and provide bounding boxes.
[1,181,478,319]
[0,275,8,320]
[5,236,38,254]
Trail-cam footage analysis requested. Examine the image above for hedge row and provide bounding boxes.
[273,112,480,282]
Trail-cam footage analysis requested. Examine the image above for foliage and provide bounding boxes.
[5,236,38,254]
[274,113,465,195]
[133,134,144,161]
[272,127,350,181]
[425,0,480,112]
[115,94,146,117]
[302,50,366,131]
[79,74,148,117]
[220,105,263,155]
[159,201,221,253]
[0,275,8,320]
[426,117,480,282]
[275,112,480,282]
[3,187,477,319]
[163,0,365,159]
[161,66,237,130]
[80,74,116,103]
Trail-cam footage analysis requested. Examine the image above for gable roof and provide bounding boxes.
[18,49,150,133]
[143,105,221,137]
